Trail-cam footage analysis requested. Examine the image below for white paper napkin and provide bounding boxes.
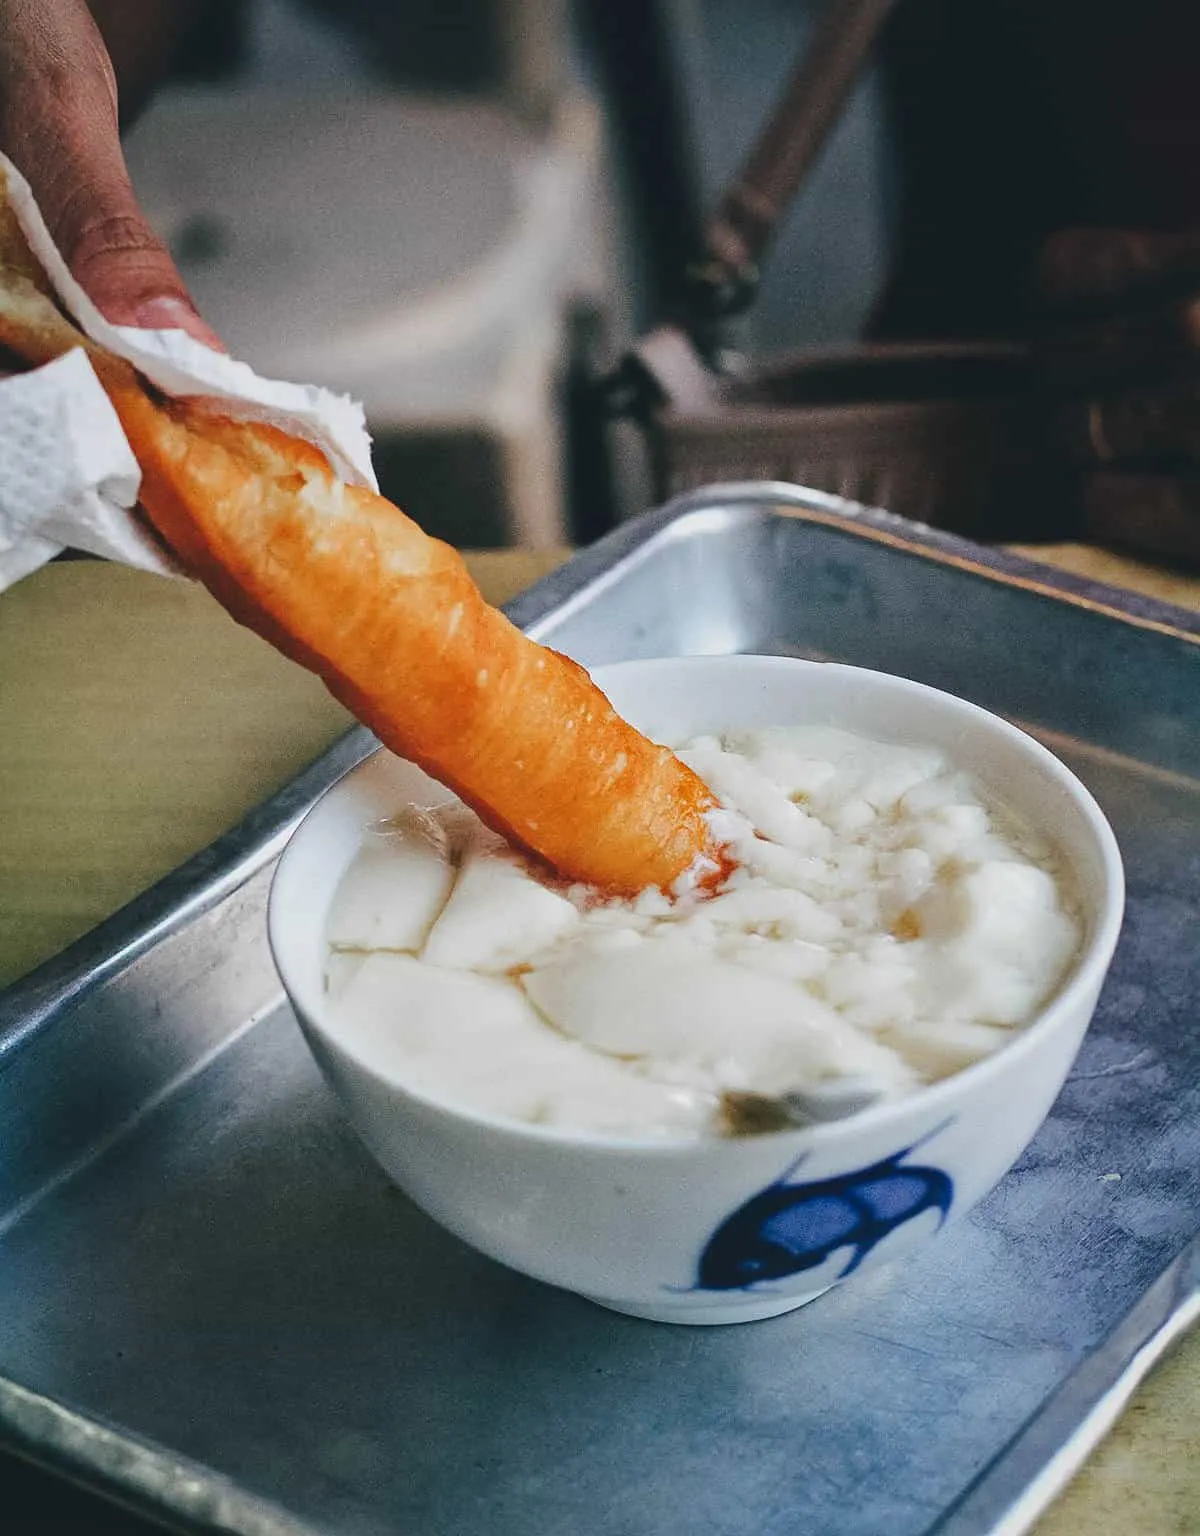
[0,150,377,594]
[0,349,164,587]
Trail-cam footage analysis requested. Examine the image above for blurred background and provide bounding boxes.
[116,0,1200,564]
[120,0,892,549]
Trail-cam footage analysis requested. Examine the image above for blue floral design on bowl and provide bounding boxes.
[697,1134,955,1292]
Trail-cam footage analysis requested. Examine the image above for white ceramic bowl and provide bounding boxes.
[268,656,1125,1325]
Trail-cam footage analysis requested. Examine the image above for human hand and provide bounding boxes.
[1036,227,1200,566]
[0,0,222,347]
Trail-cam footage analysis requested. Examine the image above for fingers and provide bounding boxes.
[1085,378,1200,465]
[1039,297,1200,394]
[0,0,222,348]
[1036,228,1200,313]
[53,189,224,348]
[1023,233,1200,567]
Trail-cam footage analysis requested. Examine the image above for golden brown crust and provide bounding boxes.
[0,174,718,892]
[0,190,52,296]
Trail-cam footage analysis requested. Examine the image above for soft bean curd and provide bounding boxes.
[324,726,1081,1138]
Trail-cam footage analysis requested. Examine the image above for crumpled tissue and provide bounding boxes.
[0,149,376,594]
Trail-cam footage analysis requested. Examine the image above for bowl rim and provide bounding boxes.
[267,654,1126,1155]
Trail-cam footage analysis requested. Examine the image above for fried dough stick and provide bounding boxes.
[0,200,719,894]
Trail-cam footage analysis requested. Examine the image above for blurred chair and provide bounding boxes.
[125,0,619,547]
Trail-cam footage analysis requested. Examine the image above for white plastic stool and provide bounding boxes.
[124,86,614,546]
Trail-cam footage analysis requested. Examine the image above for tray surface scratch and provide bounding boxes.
[1,485,1197,1536]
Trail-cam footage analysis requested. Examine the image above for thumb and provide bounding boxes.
[0,0,223,349]
[46,157,226,351]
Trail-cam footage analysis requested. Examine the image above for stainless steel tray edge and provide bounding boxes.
[0,730,376,1233]
[1,482,1198,1536]
[934,1234,1200,1536]
[0,1374,321,1536]
[5,479,1196,1055]
[0,729,374,1059]
[507,484,1200,647]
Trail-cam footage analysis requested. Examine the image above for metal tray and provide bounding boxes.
[2,484,1198,1536]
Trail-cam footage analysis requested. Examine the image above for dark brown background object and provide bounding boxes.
[602,0,1200,565]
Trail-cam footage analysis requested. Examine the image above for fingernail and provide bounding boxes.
[131,295,196,327]
[129,295,226,352]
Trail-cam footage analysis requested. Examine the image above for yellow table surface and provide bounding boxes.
[1,543,1197,1534]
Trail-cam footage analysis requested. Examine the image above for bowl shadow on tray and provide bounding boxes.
[0,990,1062,1536]
[2,877,1195,1536]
